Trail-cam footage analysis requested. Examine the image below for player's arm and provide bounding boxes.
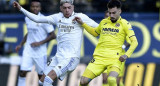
[73,17,99,37]
[124,23,138,58]
[31,31,56,47]
[15,34,27,52]
[125,36,138,57]
[13,1,52,23]
[82,23,99,37]
[119,22,138,62]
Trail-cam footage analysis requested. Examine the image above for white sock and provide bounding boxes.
[43,76,53,86]
[17,76,26,86]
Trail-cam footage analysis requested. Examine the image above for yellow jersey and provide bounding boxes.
[82,16,137,59]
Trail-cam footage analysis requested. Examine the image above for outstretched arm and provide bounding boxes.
[73,17,99,37]
[13,1,50,23]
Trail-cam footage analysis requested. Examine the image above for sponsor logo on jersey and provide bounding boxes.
[102,28,119,35]
[59,24,74,32]
[28,28,38,34]
[102,28,119,33]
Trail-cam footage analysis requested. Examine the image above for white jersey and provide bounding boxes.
[23,13,54,57]
[46,12,98,58]
[20,8,98,59]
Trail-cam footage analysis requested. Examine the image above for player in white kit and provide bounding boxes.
[15,0,56,86]
[13,0,98,86]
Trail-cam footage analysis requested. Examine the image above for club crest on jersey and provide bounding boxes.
[115,23,120,27]
[72,20,76,24]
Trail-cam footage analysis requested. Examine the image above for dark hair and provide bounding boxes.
[30,0,41,6]
[107,0,122,9]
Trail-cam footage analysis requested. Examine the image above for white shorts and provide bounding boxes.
[44,56,80,81]
[20,55,47,75]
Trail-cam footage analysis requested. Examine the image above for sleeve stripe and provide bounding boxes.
[95,30,100,35]
[129,35,135,38]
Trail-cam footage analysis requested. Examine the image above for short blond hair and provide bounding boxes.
[60,0,74,5]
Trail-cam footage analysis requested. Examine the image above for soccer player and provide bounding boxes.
[74,0,138,86]
[13,0,98,86]
[15,0,56,86]
[102,10,131,86]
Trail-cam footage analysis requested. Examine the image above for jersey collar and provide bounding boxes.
[108,16,122,23]
[37,12,42,16]
[116,16,122,22]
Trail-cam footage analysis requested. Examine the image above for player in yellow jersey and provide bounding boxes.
[73,0,138,86]
[102,10,131,86]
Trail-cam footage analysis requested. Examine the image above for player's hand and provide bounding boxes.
[119,55,128,62]
[13,1,21,10]
[73,17,84,25]
[15,45,22,53]
[31,42,41,47]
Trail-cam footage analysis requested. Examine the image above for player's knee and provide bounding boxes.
[80,76,91,85]
[19,71,28,77]
[107,76,116,84]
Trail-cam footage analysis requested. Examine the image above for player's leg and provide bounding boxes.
[80,58,105,86]
[107,68,119,86]
[117,77,124,86]
[117,62,125,86]
[107,59,121,86]
[40,56,58,86]
[33,55,48,85]
[18,56,33,86]
[42,57,80,86]
[18,71,29,86]
[102,70,109,86]
[80,68,96,86]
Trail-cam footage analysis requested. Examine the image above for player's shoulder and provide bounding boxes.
[120,18,130,25]
[75,12,88,17]
[39,12,45,16]
[120,17,132,28]
[100,17,110,24]
[25,17,30,22]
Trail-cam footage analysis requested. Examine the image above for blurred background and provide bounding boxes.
[0,0,159,86]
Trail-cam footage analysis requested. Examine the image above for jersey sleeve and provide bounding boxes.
[43,24,54,33]
[80,13,99,28]
[82,23,99,37]
[46,14,58,25]
[20,7,55,24]
[123,22,135,38]
[123,21,138,57]
[95,20,104,35]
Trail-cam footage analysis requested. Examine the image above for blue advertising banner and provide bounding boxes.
[1,13,159,63]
